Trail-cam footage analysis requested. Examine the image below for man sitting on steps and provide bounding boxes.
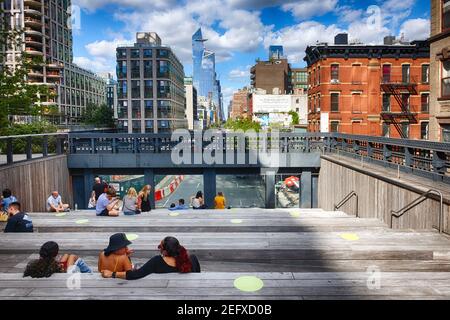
[96,188,120,217]
[46,191,70,213]
[4,202,33,233]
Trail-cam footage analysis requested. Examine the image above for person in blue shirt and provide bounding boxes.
[4,202,33,233]
[169,199,188,211]
[96,188,120,216]
[0,189,17,213]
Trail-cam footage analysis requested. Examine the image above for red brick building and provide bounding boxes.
[304,35,430,139]
[230,88,251,119]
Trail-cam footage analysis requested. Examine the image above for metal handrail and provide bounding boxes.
[334,191,358,218]
[390,189,444,233]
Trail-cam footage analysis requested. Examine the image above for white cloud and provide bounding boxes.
[229,66,251,79]
[399,18,430,41]
[264,21,343,63]
[282,0,338,20]
[85,38,128,60]
[73,56,114,74]
[336,6,364,24]
[72,0,176,12]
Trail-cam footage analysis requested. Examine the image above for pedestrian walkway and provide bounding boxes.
[0,209,449,299]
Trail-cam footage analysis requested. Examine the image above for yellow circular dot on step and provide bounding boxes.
[289,211,301,218]
[234,276,264,292]
[75,219,89,224]
[340,233,360,241]
[169,212,180,217]
[230,219,243,224]
[126,233,139,241]
[55,213,67,217]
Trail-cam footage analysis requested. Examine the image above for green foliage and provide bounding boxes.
[224,118,261,132]
[288,111,300,125]
[82,103,115,128]
[0,1,56,133]
[0,121,57,154]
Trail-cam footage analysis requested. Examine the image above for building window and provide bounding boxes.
[330,121,339,133]
[118,101,128,118]
[442,125,450,142]
[441,60,450,98]
[382,94,391,112]
[317,66,321,85]
[402,65,410,83]
[116,49,127,59]
[157,49,169,58]
[352,64,362,84]
[421,122,429,140]
[145,100,153,118]
[317,95,321,112]
[118,81,127,99]
[144,80,153,98]
[158,80,171,98]
[158,60,170,78]
[131,60,140,78]
[145,120,154,133]
[131,80,140,99]
[144,61,152,78]
[351,93,361,113]
[331,93,339,112]
[422,64,430,84]
[132,120,141,133]
[421,94,429,112]
[401,123,409,138]
[132,100,141,118]
[401,94,410,111]
[143,49,152,58]
[131,49,140,59]
[443,0,450,31]
[331,64,339,82]
[382,122,390,137]
[382,64,391,83]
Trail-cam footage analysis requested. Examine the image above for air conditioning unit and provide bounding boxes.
[331,79,340,84]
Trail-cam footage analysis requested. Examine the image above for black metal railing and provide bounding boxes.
[324,134,450,183]
[0,133,68,166]
[2,132,449,183]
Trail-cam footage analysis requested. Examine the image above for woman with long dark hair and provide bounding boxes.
[101,236,200,280]
[24,241,92,278]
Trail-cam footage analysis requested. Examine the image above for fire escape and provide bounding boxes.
[380,73,418,139]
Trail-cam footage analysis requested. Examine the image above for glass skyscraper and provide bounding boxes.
[192,28,223,124]
[269,45,284,59]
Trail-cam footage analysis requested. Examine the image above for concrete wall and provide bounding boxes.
[0,156,73,212]
[319,157,450,234]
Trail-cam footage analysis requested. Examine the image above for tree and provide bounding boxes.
[288,111,300,125]
[0,0,56,135]
[83,103,115,128]
[224,117,261,132]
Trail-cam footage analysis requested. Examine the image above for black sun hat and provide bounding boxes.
[104,233,132,256]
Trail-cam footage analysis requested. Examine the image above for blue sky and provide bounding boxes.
[71,0,430,108]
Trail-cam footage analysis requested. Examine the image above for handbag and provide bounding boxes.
[0,212,8,222]
[88,197,96,209]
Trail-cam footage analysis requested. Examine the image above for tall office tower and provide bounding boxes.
[0,0,107,125]
[192,27,221,124]
[184,77,198,130]
[116,32,187,133]
[269,45,284,60]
